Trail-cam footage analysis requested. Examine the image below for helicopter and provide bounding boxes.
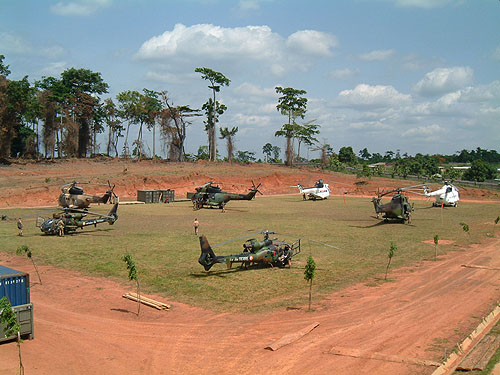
[371,187,417,224]
[294,179,330,200]
[59,181,118,209]
[38,203,118,235]
[424,183,460,207]
[198,230,301,271]
[188,181,262,210]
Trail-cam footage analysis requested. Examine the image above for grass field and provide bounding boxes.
[0,195,498,313]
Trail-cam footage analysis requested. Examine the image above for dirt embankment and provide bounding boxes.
[1,158,498,208]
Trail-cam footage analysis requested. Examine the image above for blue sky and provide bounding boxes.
[1,0,499,159]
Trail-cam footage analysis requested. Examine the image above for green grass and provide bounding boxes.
[0,195,498,313]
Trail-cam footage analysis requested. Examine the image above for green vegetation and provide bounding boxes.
[304,255,316,311]
[16,245,42,284]
[0,297,24,374]
[122,254,140,315]
[385,242,397,280]
[434,234,439,260]
[0,196,497,313]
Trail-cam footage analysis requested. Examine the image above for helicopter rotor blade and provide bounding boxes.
[212,231,262,248]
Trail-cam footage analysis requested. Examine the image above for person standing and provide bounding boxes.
[193,218,199,235]
[17,218,23,236]
[57,218,65,237]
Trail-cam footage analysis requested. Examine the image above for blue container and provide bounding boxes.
[0,265,30,307]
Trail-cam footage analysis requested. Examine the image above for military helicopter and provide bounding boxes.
[59,181,118,209]
[424,183,460,207]
[371,187,418,224]
[188,181,262,210]
[198,230,301,271]
[294,179,330,200]
[38,203,118,235]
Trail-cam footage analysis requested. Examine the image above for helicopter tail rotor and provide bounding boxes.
[198,235,218,271]
[250,180,263,195]
[106,203,119,224]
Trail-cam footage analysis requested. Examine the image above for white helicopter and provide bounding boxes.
[295,179,330,200]
[424,183,460,207]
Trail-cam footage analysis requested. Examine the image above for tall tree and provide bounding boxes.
[296,120,320,161]
[219,126,238,162]
[0,75,33,158]
[103,98,123,157]
[158,91,200,162]
[201,98,226,160]
[60,68,109,157]
[262,142,273,162]
[274,86,307,166]
[195,67,230,161]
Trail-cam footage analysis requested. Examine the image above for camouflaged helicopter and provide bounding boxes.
[198,230,301,271]
[59,181,118,209]
[188,181,262,210]
[371,186,422,224]
[38,203,118,235]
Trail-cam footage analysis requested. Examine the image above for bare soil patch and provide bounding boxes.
[1,236,499,374]
[0,158,498,208]
[1,159,500,374]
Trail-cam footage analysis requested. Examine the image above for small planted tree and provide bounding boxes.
[495,216,499,225]
[433,235,439,261]
[385,242,397,280]
[0,297,24,375]
[304,256,316,311]
[122,254,140,315]
[459,222,470,236]
[16,245,42,284]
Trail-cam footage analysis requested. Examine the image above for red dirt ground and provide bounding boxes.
[0,158,498,208]
[1,159,500,374]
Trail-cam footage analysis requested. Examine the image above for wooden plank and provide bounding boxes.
[328,346,440,367]
[122,293,170,310]
[265,322,319,351]
[458,335,500,371]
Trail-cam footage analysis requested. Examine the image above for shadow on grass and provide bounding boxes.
[189,263,277,278]
[350,219,416,229]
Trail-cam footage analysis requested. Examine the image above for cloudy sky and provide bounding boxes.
[1,0,499,159]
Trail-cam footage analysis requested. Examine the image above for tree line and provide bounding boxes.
[1,53,498,182]
[0,55,319,164]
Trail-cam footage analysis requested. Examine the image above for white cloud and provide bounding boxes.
[135,24,338,79]
[0,32,66,58]
[233,82,275,98]
[0,32,31,55]
[286,30,338,57]
[328,68,358,80]
[338,84,411,108]
[136,24,283,62]
[50,0,112,16]
[359,49,395,61]
[388,0,455,9]
[237,0,260,11]
[403,124,444,137]
[413,66,474,97]
[39,61,68,76]
[492,46,500,61]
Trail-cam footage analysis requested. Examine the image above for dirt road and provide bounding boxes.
[1,235,499,374]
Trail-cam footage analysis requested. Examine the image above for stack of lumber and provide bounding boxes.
[122,292,170,310]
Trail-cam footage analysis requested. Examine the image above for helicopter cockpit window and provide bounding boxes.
[69,186,84,195]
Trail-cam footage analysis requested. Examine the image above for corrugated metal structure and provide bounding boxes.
[0,265,30,307]
[137,189,154,204]
[0,303,34,342]
[137,189,175,203]
[158,189,175,203]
